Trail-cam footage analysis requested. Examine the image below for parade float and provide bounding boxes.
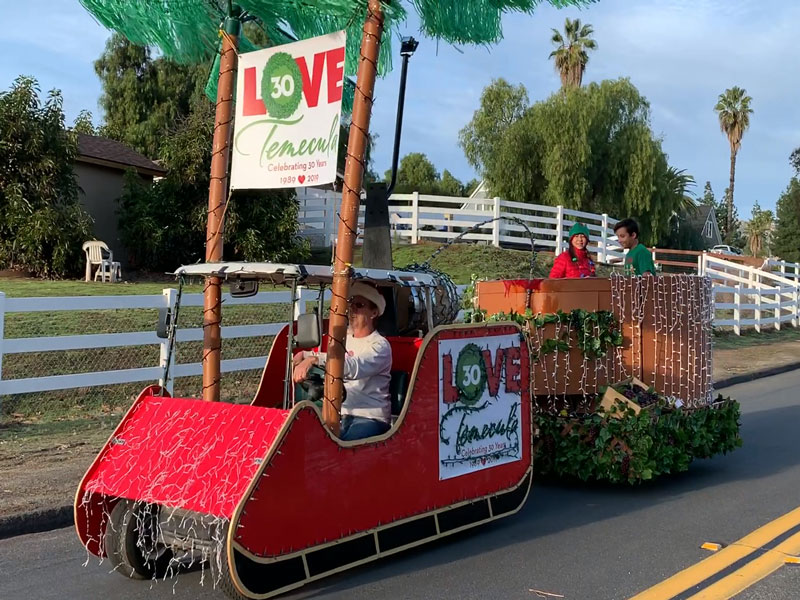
[471,275,741,484]
[72,1,739,598]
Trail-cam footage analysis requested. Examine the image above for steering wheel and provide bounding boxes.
[299,368,325,403]
[297,365,346,405]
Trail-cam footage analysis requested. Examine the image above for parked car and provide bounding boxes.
[711,244,743,256]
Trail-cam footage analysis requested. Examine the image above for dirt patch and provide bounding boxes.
[0,418,118,520]
[0,341,796,525]
[714,339,800,380]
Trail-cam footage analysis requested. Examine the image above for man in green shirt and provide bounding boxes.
[613,218,656,276]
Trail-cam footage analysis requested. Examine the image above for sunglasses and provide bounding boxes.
[348,298,374,310]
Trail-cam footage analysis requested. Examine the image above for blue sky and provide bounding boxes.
[3,0,798,218]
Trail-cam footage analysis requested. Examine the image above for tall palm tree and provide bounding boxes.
[549,18,597,89]
[714,86,753,236]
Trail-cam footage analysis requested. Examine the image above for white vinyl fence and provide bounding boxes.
[297,189,625,263]
[0,285,467,405]
[699,254,800,335]
[0,289,313,399]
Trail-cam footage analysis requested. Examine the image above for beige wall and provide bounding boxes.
[74,163,151,268]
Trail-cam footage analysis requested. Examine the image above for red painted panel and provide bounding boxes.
[234,324,531,557]
[79,396,289,519]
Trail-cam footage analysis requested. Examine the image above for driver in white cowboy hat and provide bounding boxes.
[292,282,393,441]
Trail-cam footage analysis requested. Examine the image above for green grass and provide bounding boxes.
[713,326,800,350]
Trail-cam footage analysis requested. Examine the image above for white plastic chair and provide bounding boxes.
[82,240,120,282]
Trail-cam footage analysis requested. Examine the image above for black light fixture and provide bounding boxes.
[386,36,418,196]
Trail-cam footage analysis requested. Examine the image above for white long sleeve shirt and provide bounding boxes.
[306,330,393,423]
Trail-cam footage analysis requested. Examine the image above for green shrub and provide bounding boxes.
[0,76,93,277]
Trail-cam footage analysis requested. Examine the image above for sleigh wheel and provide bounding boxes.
[210,528,251,600]
[105,499,173,579]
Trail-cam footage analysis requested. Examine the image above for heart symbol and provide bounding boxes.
[481,457,487,465]
[298,175,305,184]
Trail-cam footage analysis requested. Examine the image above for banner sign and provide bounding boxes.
[438,334,523,480]
[231,31,346,190]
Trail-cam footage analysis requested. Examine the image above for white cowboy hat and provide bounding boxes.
[350,282,386,316]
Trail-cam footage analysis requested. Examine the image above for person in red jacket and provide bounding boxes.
[549,222,597,279]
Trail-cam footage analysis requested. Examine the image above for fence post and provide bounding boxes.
[492,197,501,247]
[555,205,564,256]
[411,191,420,244]
[0,292,5,399]
[774,287,781,332]
[794,288,800,328]
[159,288,177,395]
[697,252,704,276]
[600,213,608,263]
[734,285,741,336]
[754,288,761,334]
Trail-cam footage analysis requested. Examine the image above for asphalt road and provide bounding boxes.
[2,370,799,600]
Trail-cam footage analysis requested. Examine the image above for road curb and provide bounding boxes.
[714,361,800,390]
[0,505,73,540]
[2,364,799,541]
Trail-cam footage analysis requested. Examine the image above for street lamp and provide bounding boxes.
[386,36,418,195]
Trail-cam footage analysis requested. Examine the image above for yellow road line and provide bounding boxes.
[629,505,800,600]
[684,529,800,599]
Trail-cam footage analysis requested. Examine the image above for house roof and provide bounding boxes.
[76,133,166,176]
[686,203,714,228]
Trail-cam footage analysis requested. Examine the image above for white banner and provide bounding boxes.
[438,334,523,480]
[231,31,346,189]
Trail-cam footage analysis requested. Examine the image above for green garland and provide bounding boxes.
[534,396,743,484]
[476,307,624,361]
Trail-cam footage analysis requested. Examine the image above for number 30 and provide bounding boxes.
[270,75,294,98]
[461,364,480,387]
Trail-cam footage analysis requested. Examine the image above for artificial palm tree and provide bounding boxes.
[79,0,597,426]
[549,18,597,89]
[714,86,753,237]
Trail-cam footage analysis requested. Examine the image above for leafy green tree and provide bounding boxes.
[790,147,800,175]
[118,100,309,270]
[72,110,96,135]
[385,152,440,194]
[773,178,800,262]
[438,170,466,197]
[95,33,207,158]
[459,79,529,174]
[700,181,715,206]
[0,77,93,277]
[464,178,481,196]
[715,86,753,235]
[745,202,773,257]
[549,18,598,89]
[470,78,683,243]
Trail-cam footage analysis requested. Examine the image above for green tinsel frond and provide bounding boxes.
[81,0,596,65]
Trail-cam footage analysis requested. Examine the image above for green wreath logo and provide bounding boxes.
[455,343,487,405]
[261,52,303,119]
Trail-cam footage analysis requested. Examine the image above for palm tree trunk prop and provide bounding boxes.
[78,0,597,407]
[203,12,240,402]
[323,0,384,434]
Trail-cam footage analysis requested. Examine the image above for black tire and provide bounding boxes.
[210,529,251,600]
[105,499,173,580]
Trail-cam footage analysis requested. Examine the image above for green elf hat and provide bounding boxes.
[568,222,591,240]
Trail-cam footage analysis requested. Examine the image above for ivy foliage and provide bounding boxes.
[479,307,624,360]
[535,397,743,484]
[0,77,93,277]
